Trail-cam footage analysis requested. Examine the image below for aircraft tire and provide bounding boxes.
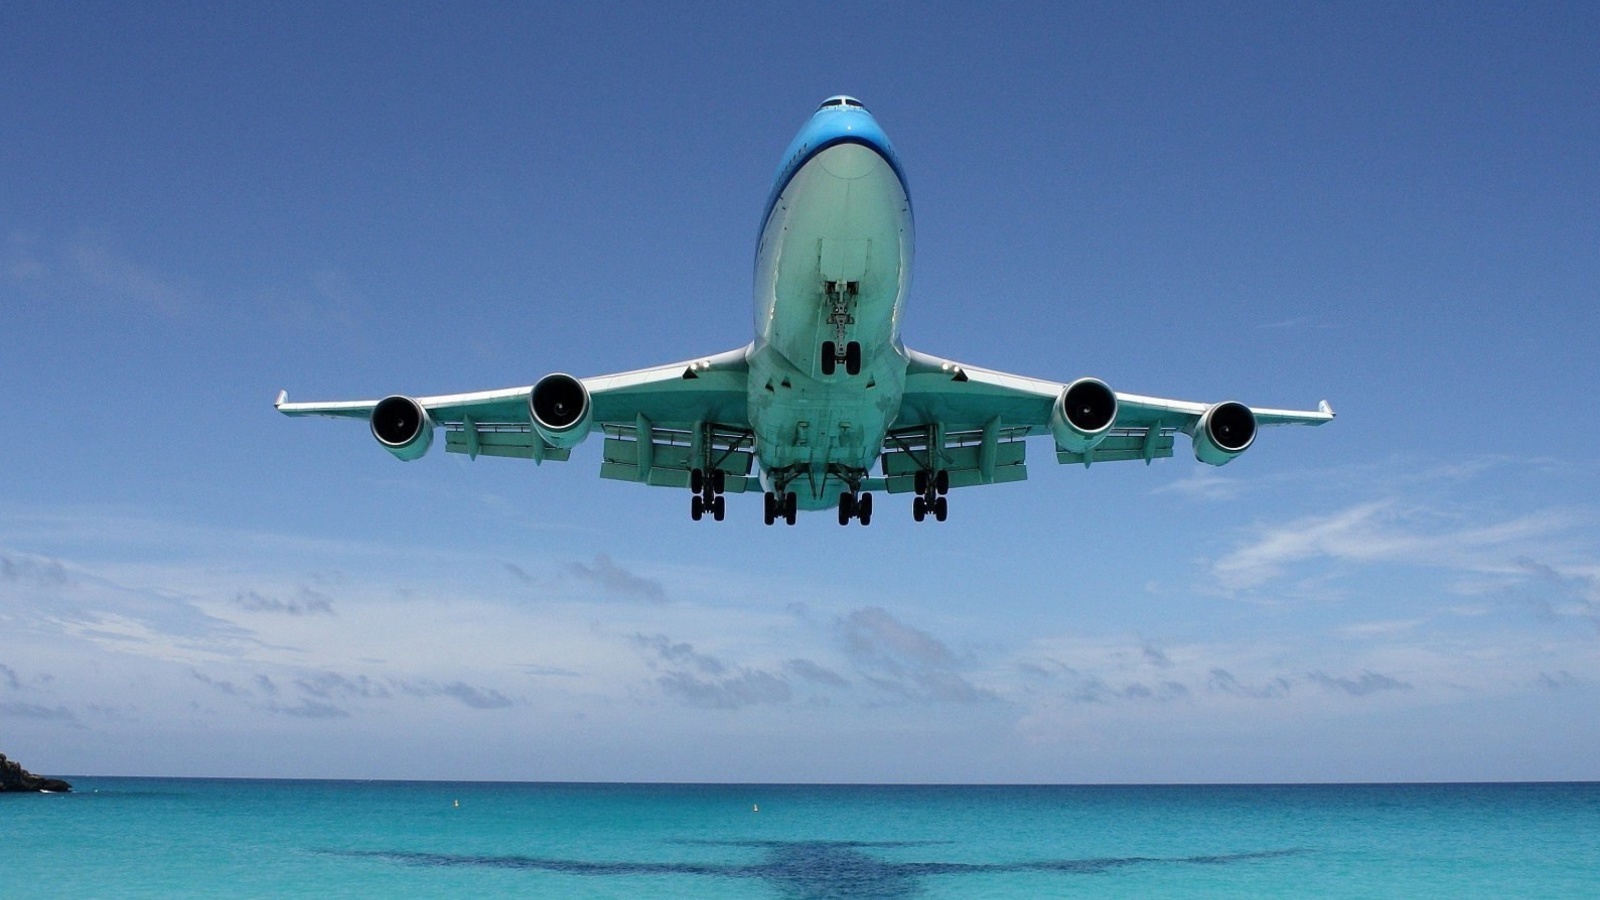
[934,496,948,522]
[859,492,872,525]
[845,341,861,376]
[690,468,704,495]
[712,495,725,521]
[713,469,726,494]
[936,470,949,495]
[784,492,798,525]
[915,471,928,495]
[821,342,836,376]
[691,495,704,521]
[763,492,776,525]
[913,496,926,522]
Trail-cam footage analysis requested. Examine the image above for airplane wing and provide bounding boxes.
[883,348,1333,493]
[276,346,758,491]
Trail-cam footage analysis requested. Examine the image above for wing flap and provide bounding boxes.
[598,422,757,491]
[443,425,571,462]
[1056,431,1176,467]
[879,423,1029,493]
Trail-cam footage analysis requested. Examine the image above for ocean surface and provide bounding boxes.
[2,780,1596,898]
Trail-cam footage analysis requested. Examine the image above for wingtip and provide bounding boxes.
[1319,399,1335,417]
[275,389,288,409]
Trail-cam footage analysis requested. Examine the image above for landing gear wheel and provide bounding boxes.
[784,492,798,525]
[713,469,726,494]
[821,341,837,376]
[838,492,854,526]
[913,496,926,522]
[690,468,704,495]
[691,495,704,521]
[712,495,725,521]
[858,492,872,525]
[936,469,950,495]
[845,341,861,376]
[915,471,928,495]
[934,496,948,522]
[763,492,776,526]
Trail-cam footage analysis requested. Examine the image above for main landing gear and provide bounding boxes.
[763,490,798,526]
[911,469,949,522]
[837,491,873,526]
[690,467,726,521]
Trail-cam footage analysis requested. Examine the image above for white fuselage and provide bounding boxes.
[747,120,915,509]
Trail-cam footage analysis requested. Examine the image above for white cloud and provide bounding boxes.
[1152,469,1242,501]
[1211,500,1573,591]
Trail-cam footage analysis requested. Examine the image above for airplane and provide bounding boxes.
[277,95,1333,527]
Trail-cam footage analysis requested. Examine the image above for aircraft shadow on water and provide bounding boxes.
[336,840,1306,899]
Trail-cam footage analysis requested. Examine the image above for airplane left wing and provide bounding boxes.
[884,348,1332,493]
[276,346,757,490]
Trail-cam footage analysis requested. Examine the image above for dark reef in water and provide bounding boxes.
[0,753,72,793]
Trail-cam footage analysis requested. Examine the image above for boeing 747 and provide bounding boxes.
[278,96,1333,526]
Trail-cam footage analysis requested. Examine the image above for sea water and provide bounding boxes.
[2,781,1596,898]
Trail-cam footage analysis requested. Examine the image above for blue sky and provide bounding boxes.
[3,2,1597,782]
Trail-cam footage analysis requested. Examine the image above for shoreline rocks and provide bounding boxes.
[0,753,72,793]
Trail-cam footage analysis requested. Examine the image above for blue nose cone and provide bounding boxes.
[763,96,908,226]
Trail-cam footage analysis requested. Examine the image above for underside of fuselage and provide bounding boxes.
[748,109,915,510]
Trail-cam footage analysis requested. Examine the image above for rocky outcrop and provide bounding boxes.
[0,753,72,792]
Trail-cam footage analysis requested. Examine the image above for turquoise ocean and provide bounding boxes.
[3,780,1596,898]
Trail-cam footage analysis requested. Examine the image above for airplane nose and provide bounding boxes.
[819,142,882,180]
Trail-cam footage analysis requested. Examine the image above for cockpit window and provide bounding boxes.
[818,96,867,111]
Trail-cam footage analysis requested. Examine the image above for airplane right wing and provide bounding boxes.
[882,348,1333,493]
[276,346,758,491]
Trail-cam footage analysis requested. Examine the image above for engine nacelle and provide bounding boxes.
[528,373,593,449]
[1193,401,1257,466]
[1049,377,1118,453]
[370,395,434,461]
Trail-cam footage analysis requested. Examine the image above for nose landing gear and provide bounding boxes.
[820,281,862,376]
[820,340,861,377]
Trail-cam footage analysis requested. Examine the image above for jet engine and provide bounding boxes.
[529,373,593,449]
[1192,401,1257,466]
[370,395,434,461]
[1049,377,1118,453]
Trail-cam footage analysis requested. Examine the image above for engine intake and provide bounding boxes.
[1193,401,1257,466]
[529,373,593,449]
[1050,377,1118,453]
[370,395,433,461]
